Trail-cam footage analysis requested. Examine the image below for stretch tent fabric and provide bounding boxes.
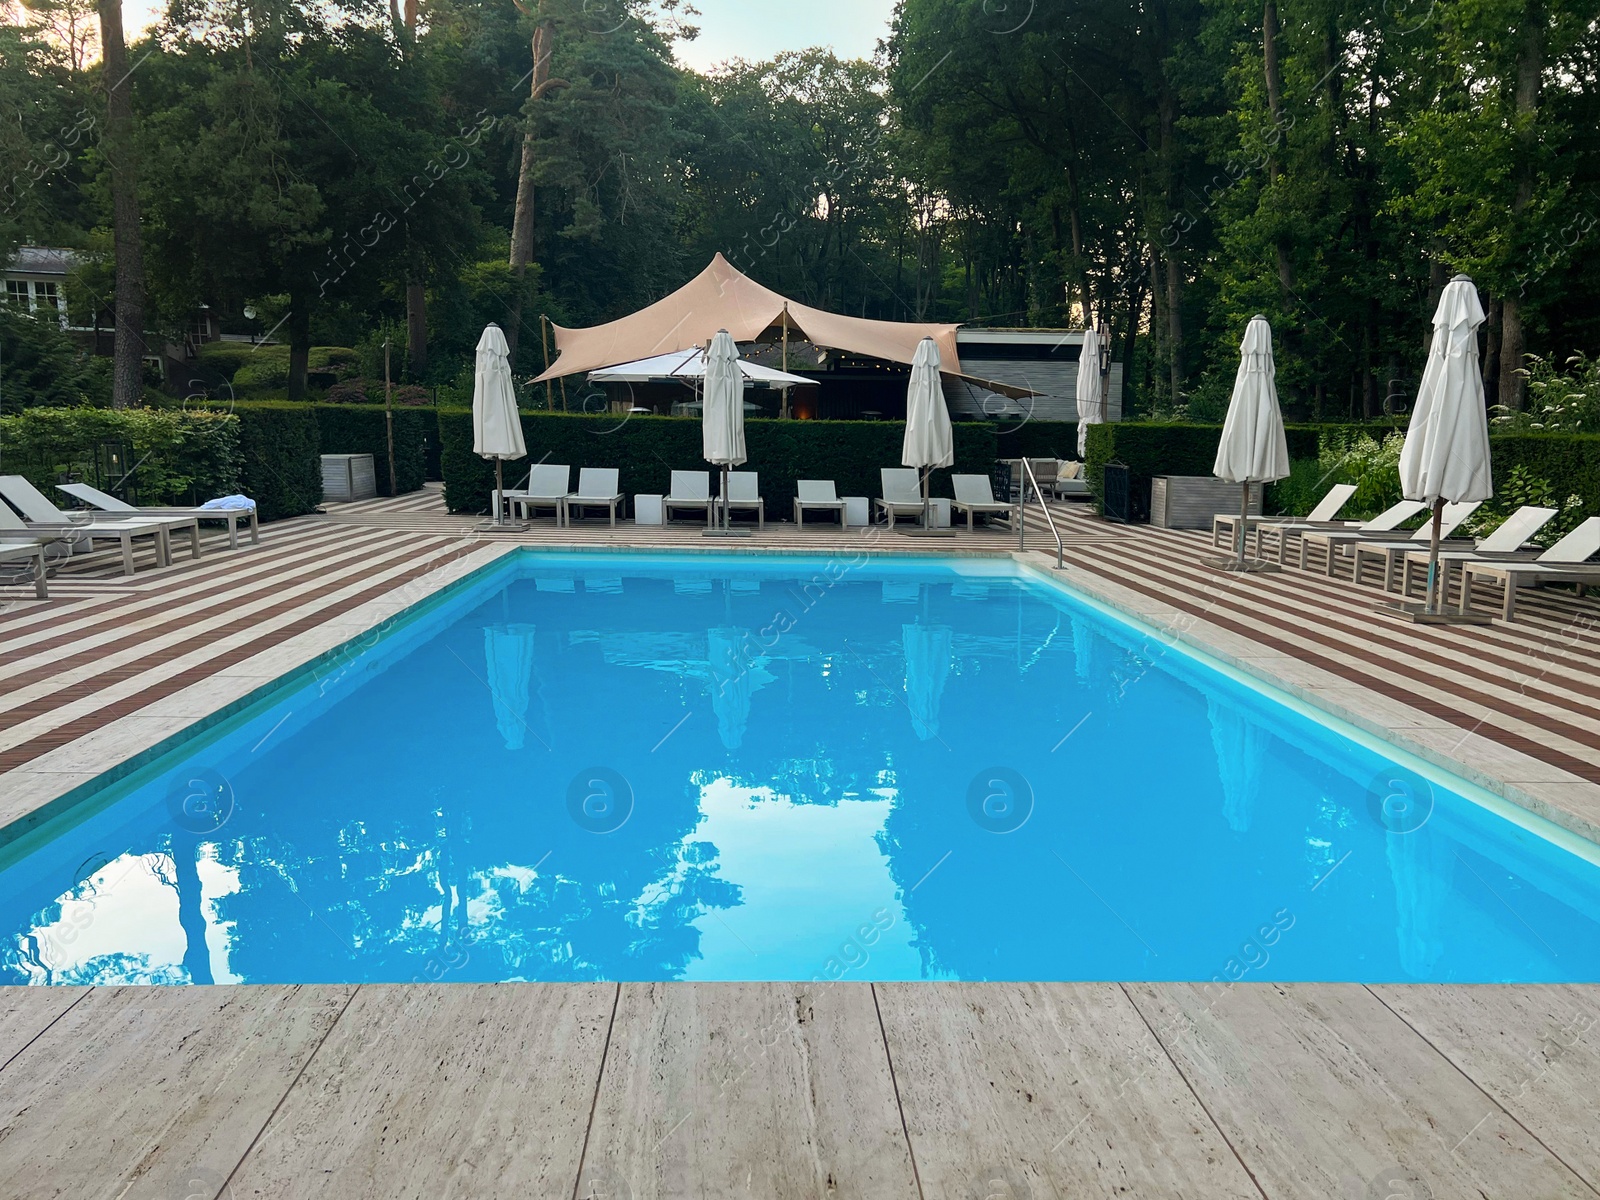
[535,254,1032,399]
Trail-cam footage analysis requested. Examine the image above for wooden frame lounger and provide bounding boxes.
[56,482,259,550]
[1458,517,1600,620]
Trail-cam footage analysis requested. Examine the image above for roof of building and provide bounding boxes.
[4,246,77,276]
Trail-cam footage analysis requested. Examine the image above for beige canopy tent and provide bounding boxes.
[535,254,1034,400]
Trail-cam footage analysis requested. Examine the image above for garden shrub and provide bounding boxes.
[313,404,427,496]
[231,402,322,520]
[0,406,241,505]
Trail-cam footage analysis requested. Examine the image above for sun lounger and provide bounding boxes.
[1257,497,1427,566]
[564,468,624,526]
[0,476,192,576]
[1212,482,1357,554]
[1348,500,1487,589]
[876,468,926,527]
[1295,501,1471,576]
[1458,517,1600,620]
[504,464,570,525]
[56,481,259,550]
[1395,505,1559,598]
[0,541,48,599]
[951,474,1017,531]
[793,479,846,526]
[664,471,714,526]
[718,471,765,530]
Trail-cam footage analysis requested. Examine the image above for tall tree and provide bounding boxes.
[95,0,144,407]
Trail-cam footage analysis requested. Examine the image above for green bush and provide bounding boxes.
[313,404,427,496]
[0,407,241,504]
[436,411,999,518]
[232,402,322,521]
[0,306,112,407]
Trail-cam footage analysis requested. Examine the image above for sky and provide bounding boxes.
[117,0,900,69]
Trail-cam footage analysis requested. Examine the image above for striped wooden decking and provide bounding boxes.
[5,482,1595,842]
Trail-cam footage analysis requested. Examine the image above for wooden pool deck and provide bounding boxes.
[1,485,1598,1198]
[2,981,1598,1198]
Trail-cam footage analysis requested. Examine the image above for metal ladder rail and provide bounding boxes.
[1017,458,1065,570]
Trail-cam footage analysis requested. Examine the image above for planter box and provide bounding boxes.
[321,453,376,502]
[1151,475,1262,530]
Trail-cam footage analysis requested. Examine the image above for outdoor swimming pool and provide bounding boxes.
[3,549,1598,986]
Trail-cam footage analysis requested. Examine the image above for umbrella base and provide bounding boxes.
[1377,600,1494,626]
[474,519,529,533]
[702,528,752,538]
[898,528,956,538]
[1204,555,1281,573]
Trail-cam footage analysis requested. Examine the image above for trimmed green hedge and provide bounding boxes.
[1085,422,1388,518]
[0,407,241,506]
[313,405,428,496]
[233,402,323,521]
[437,411,999,518]
[1085,422,1600,522]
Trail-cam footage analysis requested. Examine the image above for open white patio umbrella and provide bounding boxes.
[483,624,537,750]
[1399,276,1494,616]
[702,329,747,537]
[471,323,527,527]
[902,336,953,534]
[1213,316,1290,567]
[1075,325,1105,459]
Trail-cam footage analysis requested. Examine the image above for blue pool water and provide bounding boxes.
[3,550,1599,986]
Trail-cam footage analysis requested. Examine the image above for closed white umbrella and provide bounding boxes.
[472,323,526,528]
[1213,316,1290,567]
[483,624,537,750]
[706,626,752,749]
[702,329,747,536]
[902,336,953,534]
[1075,326,1105,458]
[1399,276,1494,616]
[903,623,953,741]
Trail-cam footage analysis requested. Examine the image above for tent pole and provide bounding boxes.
[781,305,790,420]
[540,316,554,409]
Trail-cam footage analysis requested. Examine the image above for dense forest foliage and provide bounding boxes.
[2,0,1597,419]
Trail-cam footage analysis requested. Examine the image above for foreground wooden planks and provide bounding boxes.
[0,984,353,1200]
[225,983,616,1199]
[877,982,1262,1199]
[1124,982,1598,1199]
[580,982,919,1200]
[1371,984,1600,1191]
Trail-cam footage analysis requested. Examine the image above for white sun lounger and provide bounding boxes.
[951,474,1017,531]
[1459,517,1600,620]
[504,464,571,525]
[1295,500,1469,575]
[0,541,48,599]
[1347,501,1487,589]
[718,471,765,530]
[1212,482,1358,554]
[793,479,846,526]
[56,481,259,550]
[664,471,714,526]
[1257,497,1427,565]
[876,468,926,527]
[1395,505,1559,598]
[0,476,192,576]
[564,468,624,526]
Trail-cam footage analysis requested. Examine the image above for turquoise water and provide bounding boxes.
[3,550,1598,986]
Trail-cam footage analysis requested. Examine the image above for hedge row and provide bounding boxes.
[1083,422,1599,521]
[233,403,323,522]
[0,407,242,507]
[436,410,1000,518]
[310,405,430,496]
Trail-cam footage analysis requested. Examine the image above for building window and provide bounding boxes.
[4,280,27,308]
[35,281,60,312]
